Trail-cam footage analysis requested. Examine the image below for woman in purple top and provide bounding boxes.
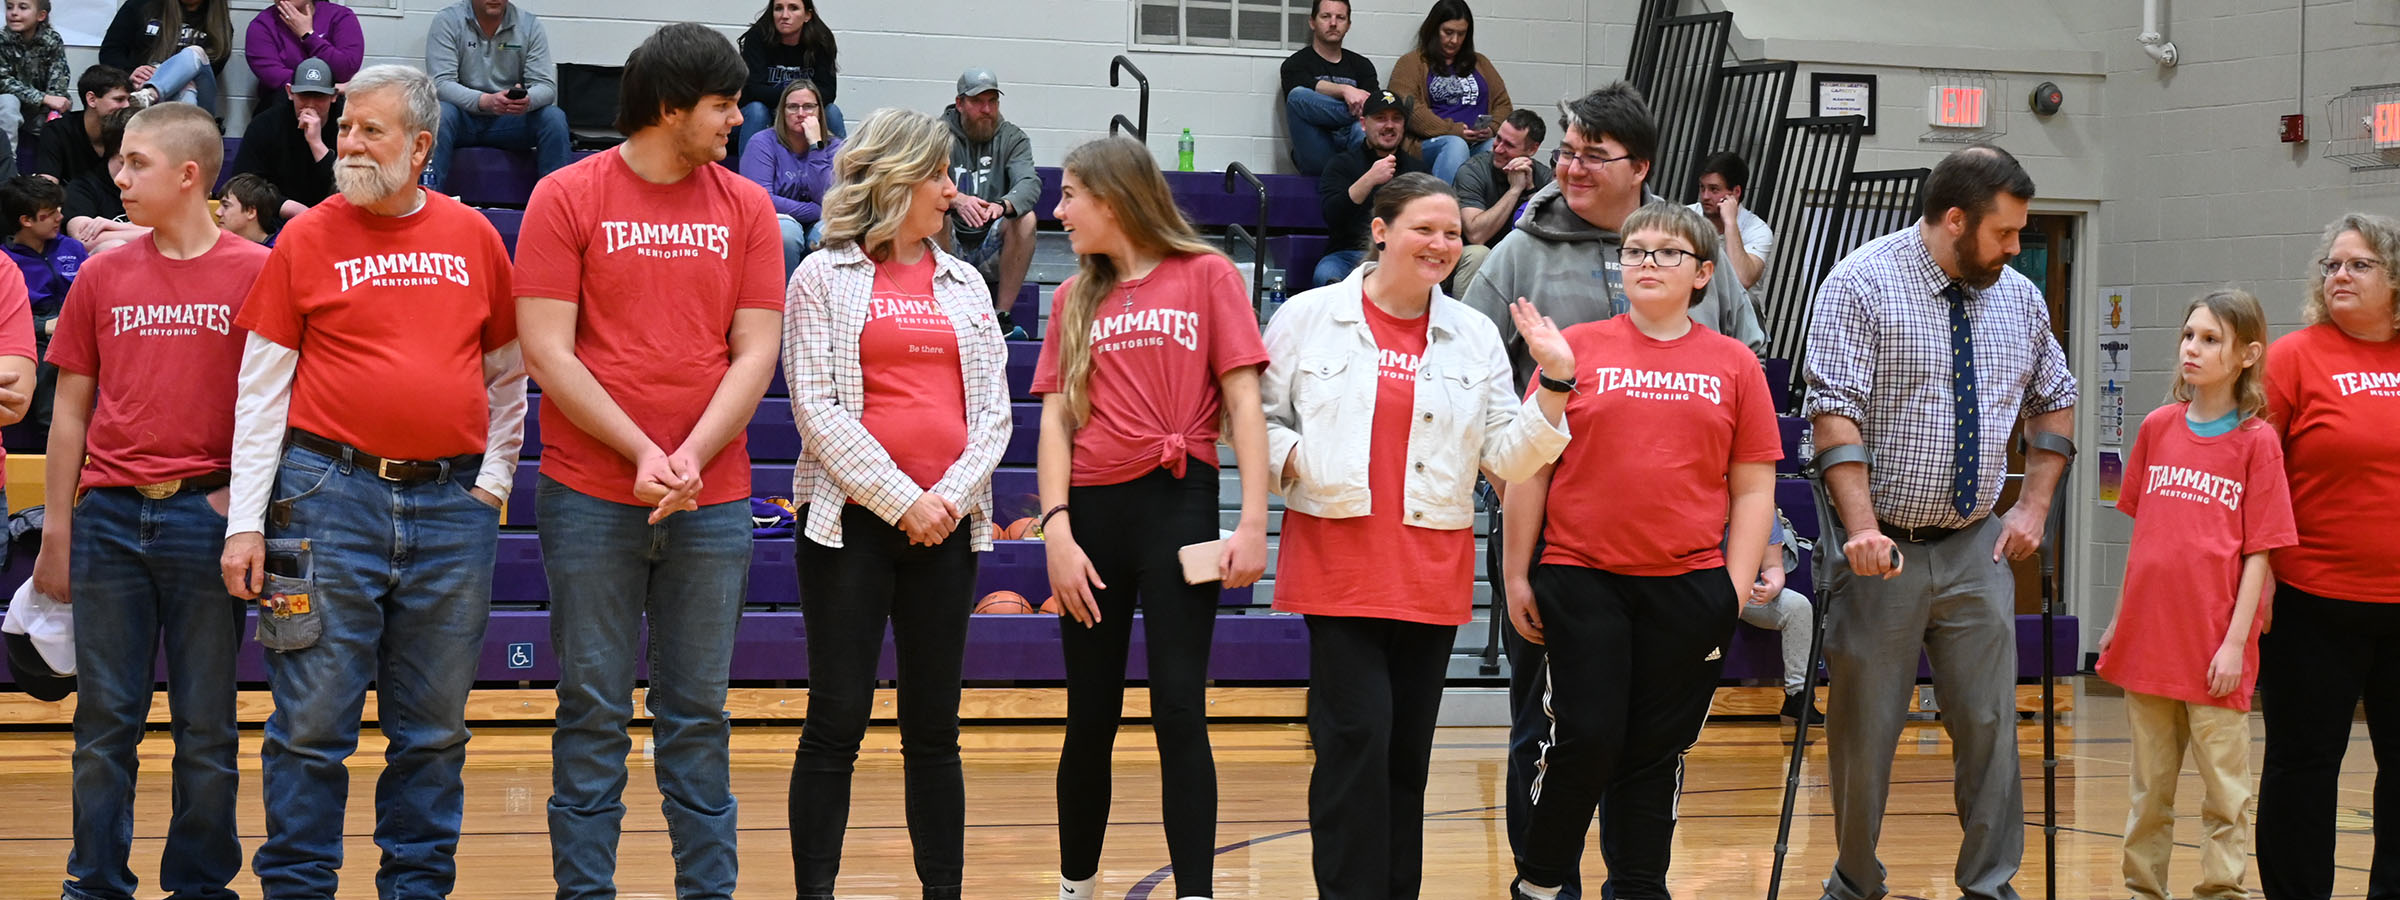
[243,0,363,101]
[742,80,842,277]
[1387,0,1514,184]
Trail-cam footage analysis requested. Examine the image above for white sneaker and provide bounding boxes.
[1060,875,1098,900]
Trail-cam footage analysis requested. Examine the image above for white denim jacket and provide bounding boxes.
[1262,264,1570,529]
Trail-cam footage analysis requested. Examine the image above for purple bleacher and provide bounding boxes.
[1763,357,1794,413]
[443,146,600,208]
[1776,476,1818,543]
[482,207,525,255]
[1270,234,1329,292]
[1008,339,1040,400]
[1777,416,1804,474]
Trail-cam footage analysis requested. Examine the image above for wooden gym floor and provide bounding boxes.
[0,682,2383,899]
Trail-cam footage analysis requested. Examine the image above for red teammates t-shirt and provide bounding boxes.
[0,266,32,471]
[859,254,967,489]
[1031,253,1271,486]
[237,192,516,460]
[2097,405,2296,710]
[1540,316,1781,575]
[2265,323,2400,603]
[1275,296,1477,625]
[513,150,786,506]
[48,232,269,487]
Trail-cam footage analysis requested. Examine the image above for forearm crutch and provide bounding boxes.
[2022,430,2078,900]
[1766,442,1874,900]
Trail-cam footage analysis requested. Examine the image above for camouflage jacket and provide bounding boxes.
[0,24,68,111]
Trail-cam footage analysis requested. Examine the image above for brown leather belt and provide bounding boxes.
[129,470,231,499]
[1879,519,1966,544]
[287,429,480,485]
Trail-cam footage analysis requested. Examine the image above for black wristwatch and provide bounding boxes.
[1536,369,1577,394]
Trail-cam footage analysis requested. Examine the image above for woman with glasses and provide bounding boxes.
[740,80,841,276]
[1500,201,1778,900]
[2256,211,2400,900]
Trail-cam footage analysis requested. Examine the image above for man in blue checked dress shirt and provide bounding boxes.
[1801,143,2077,900]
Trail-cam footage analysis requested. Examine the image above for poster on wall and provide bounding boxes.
[2097,449,2123,508]
[51,0,116,48]
[2096,289,2133,449]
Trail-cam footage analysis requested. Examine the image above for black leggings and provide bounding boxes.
[791,505,978,900]
[1055,465,1223,897]
[2258,584,2400,900]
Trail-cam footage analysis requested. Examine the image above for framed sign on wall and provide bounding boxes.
[1811,72,1877,134]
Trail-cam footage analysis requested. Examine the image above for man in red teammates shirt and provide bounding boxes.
[32,103,244,900]
[512,24,782,896]
[217,64,528,898]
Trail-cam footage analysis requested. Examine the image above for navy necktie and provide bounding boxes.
[1943,282,1979,520]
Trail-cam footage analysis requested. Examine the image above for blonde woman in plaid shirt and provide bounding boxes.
[781,107,1012,900]
[1036,136,1273,900]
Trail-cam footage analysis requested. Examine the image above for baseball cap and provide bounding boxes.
[3,579,75,702]
[956,68,1002,98]
[290,57,337,96]
[1361,90,1407,118]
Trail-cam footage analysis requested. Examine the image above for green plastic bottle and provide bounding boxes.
[1178,128,1195,171]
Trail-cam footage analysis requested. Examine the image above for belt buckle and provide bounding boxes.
[135,480,181,499]
[376,458,403,481]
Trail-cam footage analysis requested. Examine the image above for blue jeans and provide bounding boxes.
[252,443,500,899]
[1424,135,1472,184]
[64,487,244,900]
[537,477,752,900]
[426,101,572,191]
[1314,249,1366,288]
[146,46,219,112]
[736,100,846,160]
[1286,87,1363,176]
[778,215,823,278]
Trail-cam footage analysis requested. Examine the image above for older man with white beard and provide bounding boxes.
[218,63,528,898]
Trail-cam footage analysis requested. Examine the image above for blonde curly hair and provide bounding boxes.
[818,108,951,260]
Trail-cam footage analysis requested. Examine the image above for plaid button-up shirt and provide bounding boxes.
[783,240,1014,550]
[1801,226,2077,529]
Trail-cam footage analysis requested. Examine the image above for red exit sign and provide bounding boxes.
[1928,85,1987,129]
[2375,101,2400,149]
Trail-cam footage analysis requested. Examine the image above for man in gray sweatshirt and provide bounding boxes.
[1458,80,1765,900]
[422,0,569,192]
[941,68,1039,327]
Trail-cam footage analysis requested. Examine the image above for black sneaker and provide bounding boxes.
[1509,879,1563,900]
[1781,691,1824,725]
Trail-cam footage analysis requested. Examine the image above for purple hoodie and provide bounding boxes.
[740,129,839,225]
[244,0,364,95]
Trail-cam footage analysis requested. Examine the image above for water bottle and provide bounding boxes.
[1797,422,1814,470]
[1177,128,1195,171]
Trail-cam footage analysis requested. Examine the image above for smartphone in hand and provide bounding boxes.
[505,86,528,101]
[1177,539,1225,585]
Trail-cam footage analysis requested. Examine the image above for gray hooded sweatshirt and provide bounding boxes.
[1459,181,1767,388]
[941,104,1041,247]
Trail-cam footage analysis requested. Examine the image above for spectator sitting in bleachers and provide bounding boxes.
[2,173,81,432]
[1313,90,1429,288]
[100,0,233,112]
[0,0,72,174]
[1387,0,1506,184]
[34,65,131,185]
[941,68,1038,328]
[740,79,837,278]
[242,0,362,113]
[1690,150,1774,290]
[1452,108,1549,292]
[735,0,843,155]
[64,107,149,255]
[216,171,284,245]
[228,56,336,221]
[422,0,568,191]
[1280,0,1373,177]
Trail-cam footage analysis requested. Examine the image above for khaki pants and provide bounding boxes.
[2123,690,2256,900]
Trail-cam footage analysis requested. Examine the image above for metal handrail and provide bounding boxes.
[1224,161,1268,317]
[1108,55,1150,143]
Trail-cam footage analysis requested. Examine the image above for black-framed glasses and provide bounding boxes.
[1618,246,1696,268]
[2320,257,2386,278]
[1555,146,1634,171]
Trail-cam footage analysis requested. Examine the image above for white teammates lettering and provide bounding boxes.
[109,303,236,337]
[334,252,475,293]
[1089,308,1202,352]
[1588,366,1724,404]
[2330,370,2400,398]
[600,220,733,260]
[867,297,945,321]
[1378,348,1421,381]
[2144,464,2244,511]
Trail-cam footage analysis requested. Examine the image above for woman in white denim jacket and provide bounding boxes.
[1259,173,1576,900]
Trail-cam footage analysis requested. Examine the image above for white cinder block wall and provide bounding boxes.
[78,0,1650,172]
